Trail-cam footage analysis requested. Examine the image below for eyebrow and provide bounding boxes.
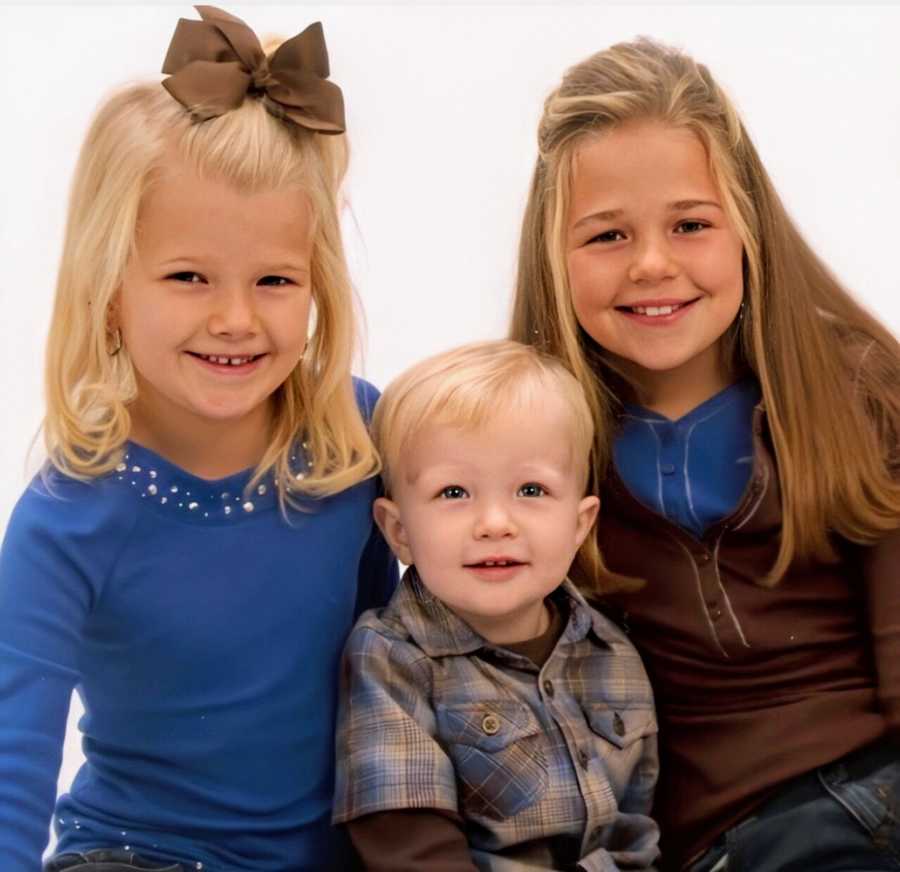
[572,199,723,230]
[157,258,310,275]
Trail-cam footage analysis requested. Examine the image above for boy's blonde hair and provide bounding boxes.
[510,37,900,585]
[44,79,378,502]
[372,340,621,592]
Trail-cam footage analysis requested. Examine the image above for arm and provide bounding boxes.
[0,481,101,870]
[347,808,477,872]
[333,624,462,834]
[863,526,900,732]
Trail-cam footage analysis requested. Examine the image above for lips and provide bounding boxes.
[464,557,525,568]
[616,298,699,316]
[464,558,528,582]
[187,351,266,368]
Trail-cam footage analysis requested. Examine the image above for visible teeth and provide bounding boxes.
[201,354,253,365]
[633,305,676,317]
[483,560,509,566]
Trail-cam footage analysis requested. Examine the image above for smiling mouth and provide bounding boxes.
[465,559,526,568]
[187,352,266,367]
[617,299,699,317]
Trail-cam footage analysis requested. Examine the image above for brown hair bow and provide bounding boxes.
[161,5,345,134]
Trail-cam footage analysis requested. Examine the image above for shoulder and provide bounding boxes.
[0,468,144,618]
[351,376,381,424]
[2,466,142,570]
[566,582,648,664]
[7,466,139,537]
[344,601,433,684]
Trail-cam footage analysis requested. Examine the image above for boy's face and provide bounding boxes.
[374,396,599,645]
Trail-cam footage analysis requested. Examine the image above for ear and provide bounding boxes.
[574,495,600,550]
[373,497,414,566]
[106,294,121,331]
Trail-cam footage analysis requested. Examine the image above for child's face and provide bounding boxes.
[566,121,744,403]
[116,155,313,451]
[374,396,599,645]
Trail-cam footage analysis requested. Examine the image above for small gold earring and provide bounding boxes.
[106,328,123,356]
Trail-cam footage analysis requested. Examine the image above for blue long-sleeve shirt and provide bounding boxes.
[0,379,397,872]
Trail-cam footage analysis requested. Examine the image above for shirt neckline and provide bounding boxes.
[106,440,310,524]
[622,376,761,426]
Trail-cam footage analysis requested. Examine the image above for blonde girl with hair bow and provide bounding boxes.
[511,37,899,872]
[0,7,395,871]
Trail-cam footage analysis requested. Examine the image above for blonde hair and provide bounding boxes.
[372,339,622,591]
[44,79,378,503]
[510,37,900,585]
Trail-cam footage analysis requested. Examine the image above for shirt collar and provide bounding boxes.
[386,567,615,658]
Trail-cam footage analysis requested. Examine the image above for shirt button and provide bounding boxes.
[577,748,590,770]
[543,679,555,697]
[697,552,711,565]
[481,714,500,735]
[661,463,676,475]
[613,712,625,736]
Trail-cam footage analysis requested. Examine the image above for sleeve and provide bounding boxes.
[347,808,477,872]
[351,376,399,617]
[352,376,382,425]
[333,626,459,823]
[863,526,900,732]
[0,482,103,869]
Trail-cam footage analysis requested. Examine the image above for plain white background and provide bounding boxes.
[1,0,898,850]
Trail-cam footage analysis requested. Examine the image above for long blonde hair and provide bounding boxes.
[44,81,378,503]
[510,37,899,585]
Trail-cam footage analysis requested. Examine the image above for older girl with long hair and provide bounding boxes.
[511,37,899,872]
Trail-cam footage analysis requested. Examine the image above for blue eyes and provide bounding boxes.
[437,483,546,500]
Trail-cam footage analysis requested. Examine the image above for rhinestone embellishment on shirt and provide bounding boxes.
[111,447,311,523]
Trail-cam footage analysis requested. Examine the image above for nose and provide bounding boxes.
[208,285,259,339]
[627,233,679,285]
[473,499,517,540]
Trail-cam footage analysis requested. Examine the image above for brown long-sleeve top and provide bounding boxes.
[595,405,900,870]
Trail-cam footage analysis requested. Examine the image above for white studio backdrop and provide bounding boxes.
[0,1,898,845]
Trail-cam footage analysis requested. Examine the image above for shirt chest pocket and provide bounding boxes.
[584,703,657,750]
[435,700,548,821]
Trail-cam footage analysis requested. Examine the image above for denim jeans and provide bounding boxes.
[43,849,182,872]
[688,739,900,872]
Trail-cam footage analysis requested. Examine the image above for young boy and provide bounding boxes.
[333,341,659,872]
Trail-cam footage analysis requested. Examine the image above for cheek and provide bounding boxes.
[568,251,618,311]
[699,237,744,293]
[118,293,170,352]
[275,292,314,349]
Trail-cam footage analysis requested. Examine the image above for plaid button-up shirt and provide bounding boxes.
[333,570,660,871]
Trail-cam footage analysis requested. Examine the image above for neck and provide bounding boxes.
[128,400,273,480]
[472,600,552,646]
[623,343,733,420]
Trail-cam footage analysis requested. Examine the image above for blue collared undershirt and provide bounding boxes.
[613,378,761,538]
